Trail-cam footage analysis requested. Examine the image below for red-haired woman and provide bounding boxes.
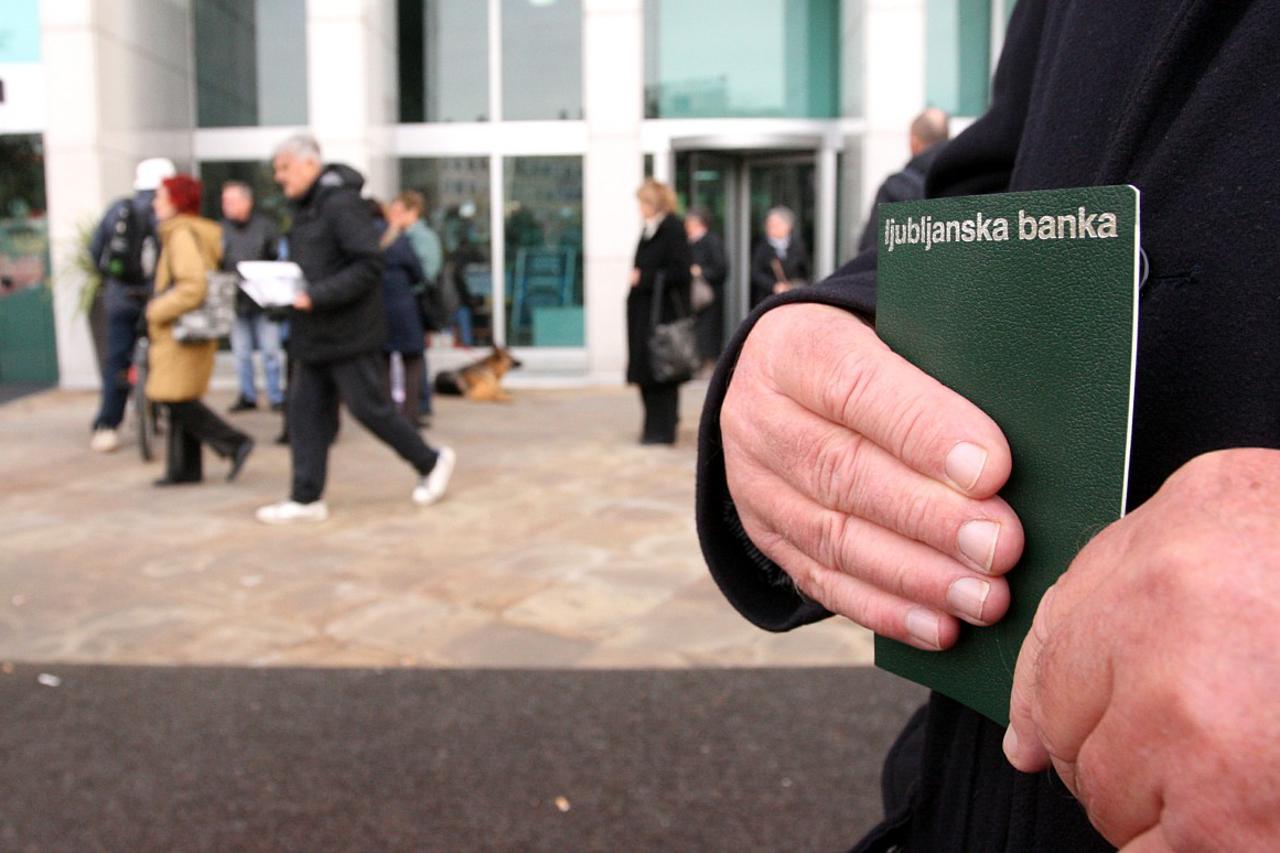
[144,174,253,486]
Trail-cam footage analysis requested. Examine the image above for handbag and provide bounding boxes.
[172,271,239,343]
[647,272,700,384]
[691,272,715,312]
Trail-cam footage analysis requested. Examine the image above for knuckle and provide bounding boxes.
[824,347,879,427]
[809,431,866,511]
[887,392,936,461]
[892,487,937,542]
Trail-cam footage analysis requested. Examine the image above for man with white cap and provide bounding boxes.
[88,156,176,452]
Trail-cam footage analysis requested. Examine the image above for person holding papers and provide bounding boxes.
[696,1,1280,850]
[254,135,454,525]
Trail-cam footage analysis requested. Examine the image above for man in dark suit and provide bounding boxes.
[856,107,950,254]
[697,1,1280,849]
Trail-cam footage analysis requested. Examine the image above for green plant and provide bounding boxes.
[66,218,103,316]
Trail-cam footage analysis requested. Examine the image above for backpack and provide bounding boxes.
[96,200,153,283]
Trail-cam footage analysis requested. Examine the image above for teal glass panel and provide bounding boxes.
[195,0,309,128]
[0,0,41,63]
[504,157,583,347]
[0,134,57,387]
[645,0,840,119]
[926,0,992,117]
[398,0,490,123]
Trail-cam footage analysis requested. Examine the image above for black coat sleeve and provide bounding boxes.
[695,0,1048,633]
[699,234,729,290]
[307,193,386,312]
[749,243,778,307]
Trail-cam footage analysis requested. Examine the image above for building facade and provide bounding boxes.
[1,0,1011,392]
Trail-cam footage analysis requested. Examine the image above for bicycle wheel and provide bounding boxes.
[133,338,154,462]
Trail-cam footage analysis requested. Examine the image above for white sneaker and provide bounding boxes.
[255,500,329,525]
[412,446,455,506]
[90,428,120,453]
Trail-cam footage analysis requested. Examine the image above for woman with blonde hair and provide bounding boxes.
[146,174,253,485]
[626,179,692,445]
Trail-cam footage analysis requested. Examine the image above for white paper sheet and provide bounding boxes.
[236,261,305,308]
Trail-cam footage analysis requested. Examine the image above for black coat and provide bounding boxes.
[856,144,941,254]
[689,231,729,299]
[377,224,427,355]
[749,238,809,309]
[221,212,279,316]
[627,215,692,386]
[697,1,1280,851]
[285,164,387,363]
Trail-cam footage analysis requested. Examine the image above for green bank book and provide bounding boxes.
[874,185,1140,726]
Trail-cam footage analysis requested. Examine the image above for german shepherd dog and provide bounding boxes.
[433,347,524,402]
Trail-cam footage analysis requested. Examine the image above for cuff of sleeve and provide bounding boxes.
[695,270,876,633]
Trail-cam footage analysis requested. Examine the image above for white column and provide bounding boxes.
[582,0,643,383]
[816,143,838,279]
[861,0,926,218]
[41,0,197,390]
[306,0,396,198]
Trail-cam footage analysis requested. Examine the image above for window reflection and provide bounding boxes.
[644,0,839,119]
[502,0,583,121]
[504,157,583,347]
[401,158,494,346]
[398,0,490,123]
[194,0,309,128]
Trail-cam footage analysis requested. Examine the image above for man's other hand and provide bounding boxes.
[293,292,313,311]
[1006,448,1280,851]
[721,304,1025,650]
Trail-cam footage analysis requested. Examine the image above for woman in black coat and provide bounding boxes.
[749,206,810,309]
[368,199,428,427]
[627,180,692,445]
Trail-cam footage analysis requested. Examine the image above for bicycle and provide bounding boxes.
[127,335,161,461]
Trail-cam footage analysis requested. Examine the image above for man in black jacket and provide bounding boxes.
[855,107,949,254]
[697,2,1279,850]
[220,181,283,413]
[256,135,455,525]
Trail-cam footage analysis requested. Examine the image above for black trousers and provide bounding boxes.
[164,400,250,482]
[639,382,680,444]
[290,351,439,504]
[382,351,425,428]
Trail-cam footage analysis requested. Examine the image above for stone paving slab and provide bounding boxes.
[0,385,873,669]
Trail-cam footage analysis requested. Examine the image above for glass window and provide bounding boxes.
[194,0,309,128]
[196,161,290,234]
[926,0,992,117]
[504,157,583,347]
[397,0,490,123]
[502,0,583,121]
[644,0,840,119]
[400,158,494,346]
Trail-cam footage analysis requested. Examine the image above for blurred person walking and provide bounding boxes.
[627,179,692,446]
[366,198,429,428]
[749,206,809,309]
[220,181,284,413]
[684,208,729,370]
[145,174,254,486]
[856,106,950,253]
[387,191,443,418]
[256,135,454,525]
[88,157,175,452]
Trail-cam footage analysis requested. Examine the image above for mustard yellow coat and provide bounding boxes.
[145,215,224,403]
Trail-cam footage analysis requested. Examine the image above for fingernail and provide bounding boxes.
[905,607,941,650]
[945,442,988,492]
[958,520,1000,573]
[1002,726,1020,763]
[947,577,992,624]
